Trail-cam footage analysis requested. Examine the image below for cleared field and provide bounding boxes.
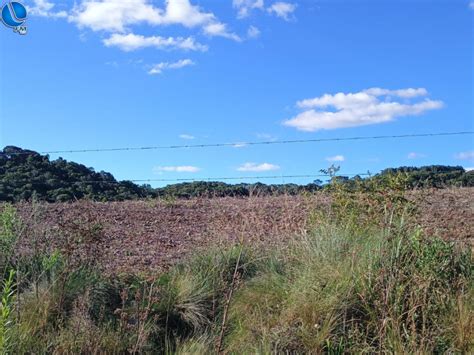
[15,187,473,275]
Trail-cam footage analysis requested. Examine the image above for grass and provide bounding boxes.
[0,184,472,353]
[224,224,472,353]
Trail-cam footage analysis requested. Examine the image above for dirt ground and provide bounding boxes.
[13,188,473,275]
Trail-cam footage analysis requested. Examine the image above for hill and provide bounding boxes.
[0,146,154,202]
[1,146,472,202]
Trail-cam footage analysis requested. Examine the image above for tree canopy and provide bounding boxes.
[0,146,154,202]
[1,146,472,202]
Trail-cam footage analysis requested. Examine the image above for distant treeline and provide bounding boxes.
[1,146,472,202]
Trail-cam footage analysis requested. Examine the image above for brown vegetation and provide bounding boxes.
[13,188,473,275]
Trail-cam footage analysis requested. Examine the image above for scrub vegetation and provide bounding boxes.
[0,173,472,353]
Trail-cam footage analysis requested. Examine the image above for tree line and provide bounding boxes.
[1,146,472,202]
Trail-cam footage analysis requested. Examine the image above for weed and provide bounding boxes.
[0,270,15,354]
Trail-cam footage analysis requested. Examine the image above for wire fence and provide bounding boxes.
[3,130,472,186]
[7,173,374,185]
[5,131,473,155]
[6,170,471,186]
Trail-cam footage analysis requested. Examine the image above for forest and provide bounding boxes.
[1,146,472,202]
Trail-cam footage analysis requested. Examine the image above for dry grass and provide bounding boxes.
[12,188,473,275]
[0,187,472,353]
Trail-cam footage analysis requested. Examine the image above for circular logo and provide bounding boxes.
[1,1,27,28]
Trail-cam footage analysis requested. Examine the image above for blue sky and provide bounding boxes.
[1,0,473,186]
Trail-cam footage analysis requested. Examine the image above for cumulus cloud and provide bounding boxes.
[203,22,241,41]
[247,25,261,38]
[28,0,67,18]
[237,162,280,172]
[267,2,296,21]
[179,134,195,140]
[407,152,426,159]
[69,0,240,42]
[161,0,215,28]
[362,87,428,98]
[285,88,443,132]
[235,0,297,21]
[233,0,264,18]
[465,167,474,172]
[296,88,429,109]
[154,165,200,173]
[69,0,162,32]
[148,59,195,75]
[69,0,214,32]
[326,155,345,162]
[455,151,474,160]
[103,33,207,52]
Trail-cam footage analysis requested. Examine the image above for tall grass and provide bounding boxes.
[0,181,472,354]
[0,269,15,353]
[225,223,472,353]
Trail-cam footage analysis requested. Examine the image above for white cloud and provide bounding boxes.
[232,142,248,148]
[407,152,426,159]
[267,2,296,21]
[69,0,215,32]
[103,33,207,52]
[296,87,429,109]
[285,87,443,132]
[69,0,162,32]
[237,162,280,172]
[455,151,474,160]
[470,1,474,10]
[247,25,261,38]
[233,0,264,18]
[179,134,195,140]
[363,87,428,98]
[465,167,474,172]
[28,0,67,18]
[148,59,195,75]
[162,0,215,28]
[326,155,345,162]
[70,0,240,42]
[154,165,200,173]
[203,22,241,41]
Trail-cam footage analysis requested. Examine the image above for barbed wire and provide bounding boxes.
[5,131,473,155]
[7,173,373,185]
[6,168,471,186]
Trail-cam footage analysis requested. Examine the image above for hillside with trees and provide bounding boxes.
[0,146,472,202]
[0,146,155,202]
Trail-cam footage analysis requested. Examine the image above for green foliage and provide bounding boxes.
[0,146,156,202]
[0,205,19,275]
[316,170,416,231]
[2,146,472,203]
[155,181,321,199]
[378,165,474,188]
[0,270,15,354]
